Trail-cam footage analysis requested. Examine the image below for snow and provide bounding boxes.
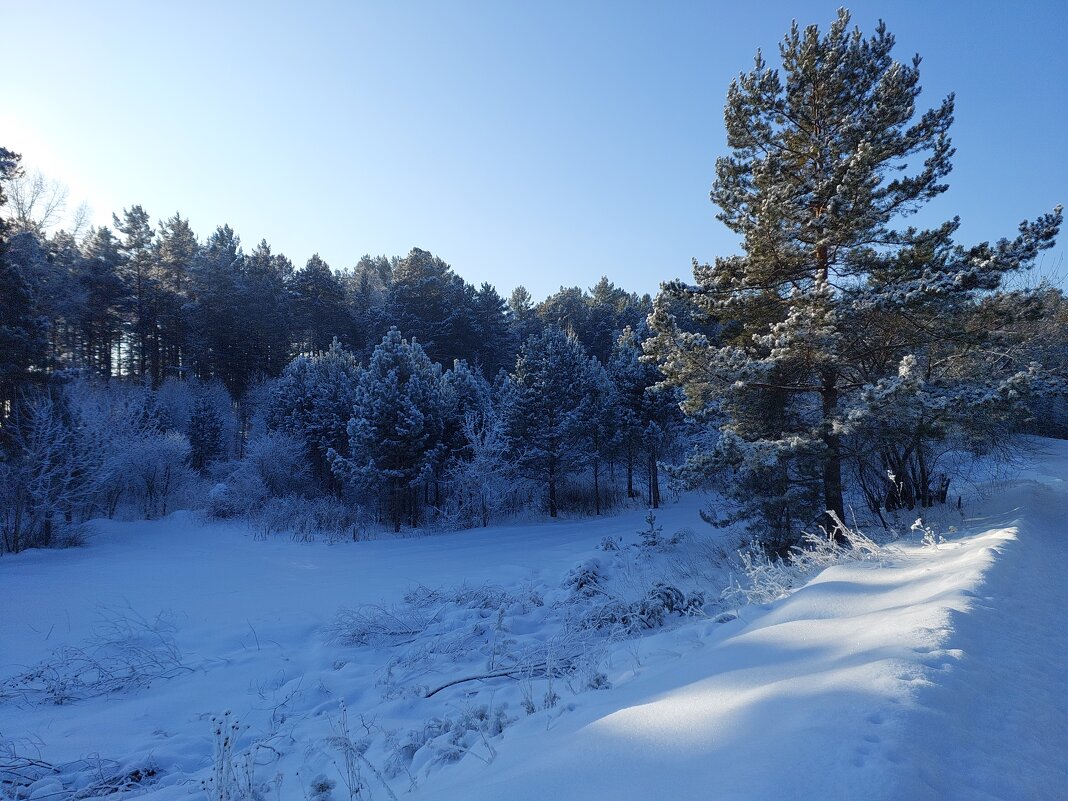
[2,441,1067,800]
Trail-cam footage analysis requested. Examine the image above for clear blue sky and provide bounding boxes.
[5,1,1065,299]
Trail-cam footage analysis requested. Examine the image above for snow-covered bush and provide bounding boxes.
[0,607,188,705]
[118,431,197,519]
[722,550,798,606]
[266,340,360,492]
[0,393,94,552]
[563,558,608,598]
[255,496,367,543]
[577,583,704,633]
[154,378,239,461]
[0,382,135,551]
[387,703,513,778]
[440,411,516,529]
[153,377,195,434]
[209,432,313,518]
[189,395,224,473]
[723,512,894,608]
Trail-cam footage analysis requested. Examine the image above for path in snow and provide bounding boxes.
[894,443,1068,800]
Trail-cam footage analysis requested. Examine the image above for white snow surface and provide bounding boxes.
[2,440,1066,800]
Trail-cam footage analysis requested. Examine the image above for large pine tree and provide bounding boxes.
[648,10,1060,546]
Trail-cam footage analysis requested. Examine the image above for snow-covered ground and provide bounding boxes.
[2,440,1066,800]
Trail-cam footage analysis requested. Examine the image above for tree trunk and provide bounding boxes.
[391,480,401,533]
[548,454,557,518]
[593,458,601,515]
[626,441,635,498]
[821,373,845,536]
[648,446,660,509]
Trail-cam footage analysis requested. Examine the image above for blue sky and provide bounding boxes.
[5,1,1065,299]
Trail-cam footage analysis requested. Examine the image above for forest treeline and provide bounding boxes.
[0,148,687,551]
[2,10,1067,556]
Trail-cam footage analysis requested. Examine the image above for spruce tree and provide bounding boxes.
[647,10,1060,545]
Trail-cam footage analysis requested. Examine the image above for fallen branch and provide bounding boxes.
[424,656,577,698]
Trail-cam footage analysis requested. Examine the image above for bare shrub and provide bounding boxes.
[0,606,189,706]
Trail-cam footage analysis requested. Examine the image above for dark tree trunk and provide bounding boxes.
[626,441,635,498]
[548,453,557,518]
[821,373,845,537]
[648,447,660,509]
[593,457,601,515]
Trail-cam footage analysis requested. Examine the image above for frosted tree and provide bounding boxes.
[581,355,617,515]
[505,328,592,517]
[441,358,493,458]
[647,10,1061,546]
[387,247,478,367]
[443,404,512,528]
[266,338,361,492]
[330,328,445,531]
[610,326,679,506]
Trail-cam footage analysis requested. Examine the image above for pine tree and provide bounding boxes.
[0,147,50,409]
[441,358,493,460]
[537,286,589,341]
[505,328,592,517]
[74,227,127,377]
[330,328,445,531]
[267,338,360,492]
[291,254,351,355]
[609,326,681,508]
[113,206,159,379]
[387,247,476,367]
[188,394,223,473]
[242,240,293,378]
[648,10,1061,546]
[343,254,392,356]
[188,225,246,393]
[156,213,198,377]
[507,285,541,345]
[581,356,617,515]
[470,282,514,376]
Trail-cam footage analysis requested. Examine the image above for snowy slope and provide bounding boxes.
[420,518,1027,801]
[2,441,1067,801]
